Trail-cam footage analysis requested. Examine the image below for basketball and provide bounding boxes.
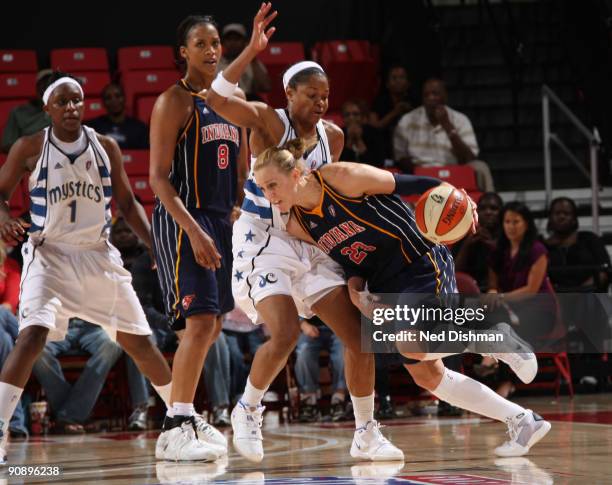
[414,184,473,245]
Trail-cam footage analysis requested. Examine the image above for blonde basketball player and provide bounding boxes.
[0,72,175,465]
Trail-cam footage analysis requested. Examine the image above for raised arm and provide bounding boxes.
[206,3,281,134]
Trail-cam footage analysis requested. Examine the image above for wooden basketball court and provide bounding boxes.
[2,394,611,484]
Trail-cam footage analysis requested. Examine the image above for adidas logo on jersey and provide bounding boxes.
[54,162,63,169]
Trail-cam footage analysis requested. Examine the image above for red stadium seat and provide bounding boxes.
[311,40,379,110]
[72,71,111,98]
[323,110,344,128]
[0,73,36,100]
[257,42,305,107]
[0,99,27,136]
[82,98,104,122]
[50,48,109,72]
[122,70,179,114]
[135,95,157,124]
[122,150,149,177]
[0,50,37,73]
[118,46,175,72]
[129,176,155,204]
[414,165,482,201]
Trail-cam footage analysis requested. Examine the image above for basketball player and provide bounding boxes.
[0,72,175,465]
[251,141,552,458]
[207,3,403,463]
[148,15,248,461]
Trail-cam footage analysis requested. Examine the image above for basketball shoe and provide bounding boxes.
[231,401,265,463]
[350,420,404,461]
[495,410,552,457]
[155,415,221,461]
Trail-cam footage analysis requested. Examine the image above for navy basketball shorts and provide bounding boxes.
[152,204,234,330]
[371,245,458,364]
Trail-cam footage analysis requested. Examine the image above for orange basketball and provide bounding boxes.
[414,184,473,245]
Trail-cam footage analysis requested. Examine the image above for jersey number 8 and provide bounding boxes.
[217,144,229,170]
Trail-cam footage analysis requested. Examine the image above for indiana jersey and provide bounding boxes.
[242,108,332,228]
[167,80,240,215]
[291,171,436,288]
[28,126,112,245]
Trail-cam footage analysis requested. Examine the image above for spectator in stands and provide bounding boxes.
[202,332,232,426]
[374,353,399,420]
[222,307,265,409]
[481,202,557,397]
[545,197,610,292]
[88,83,148,149]
[295,317,347,423]
[453,192,504,289]
[369,65,413,159]
[0,242,27,437]
[218,23,271,100]
[393,78,495,192]
[110,217,156,430]
[340,100,385,167]
[32,318,123,433]
[1,69,52,153]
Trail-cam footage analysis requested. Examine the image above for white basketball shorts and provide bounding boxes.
[232,214,345,324]
[19,239,152,341]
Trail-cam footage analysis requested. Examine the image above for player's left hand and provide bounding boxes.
[248,2,278,54]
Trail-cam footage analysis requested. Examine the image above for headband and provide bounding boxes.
[282,61,325,90]
[42,77,84,105]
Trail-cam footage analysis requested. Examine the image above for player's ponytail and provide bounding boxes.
[253,138,306,174]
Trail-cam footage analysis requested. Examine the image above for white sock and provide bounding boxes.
[241,377,267,408]
[172,402,194,417]
[152,381,172,409]
[351,392,374,428]
[433,368,524,422]
[0,382,23,441]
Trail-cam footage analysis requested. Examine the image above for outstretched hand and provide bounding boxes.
[248,2,278,54]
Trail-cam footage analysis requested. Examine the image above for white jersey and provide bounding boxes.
[241,108,332,229]
[28,126,113,246]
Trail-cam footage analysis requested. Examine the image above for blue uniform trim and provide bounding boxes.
[242,198,272,220]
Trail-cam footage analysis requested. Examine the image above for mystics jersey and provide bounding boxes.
[291,171,437,290]
[241,108,332,228]
[28,126,112,245]
[166,80,240,215]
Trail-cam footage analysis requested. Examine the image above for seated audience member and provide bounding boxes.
[374,353,399,420]
[369,65,414,158]
[222,307,265,408]
[453,192,504,289]
[0,242,27,437]
[295,317,348,423]
[217,23,271,100]
[340,100,385,167]
[393,78,494,191]
[32,318,123,433]
[1,69,52,152]
[480,202,556,397]
[88,83,149,149]
[544,197,611,354]
[545,197,610,292]
[202,332,232,427]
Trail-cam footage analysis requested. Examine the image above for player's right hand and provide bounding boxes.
[248,2,278,54]
[187,227,222,271]
[0,217,30,246]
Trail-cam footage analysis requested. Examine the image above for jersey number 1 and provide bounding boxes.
[69,200,77,223]
[217,144,229,169]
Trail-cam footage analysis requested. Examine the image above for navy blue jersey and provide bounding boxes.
[292,171,441,290]
[167,80,240,215]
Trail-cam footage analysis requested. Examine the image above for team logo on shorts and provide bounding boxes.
[328,205,336,217]
[85,160,92,171]
[182,295,195,310]
[258,273,278,287]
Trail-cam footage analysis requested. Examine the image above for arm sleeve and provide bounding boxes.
[392,173,441,195]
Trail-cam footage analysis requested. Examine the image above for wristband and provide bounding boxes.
[211,72,238,98]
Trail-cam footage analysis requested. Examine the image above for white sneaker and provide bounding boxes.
[155,418,221,462]
[494,410,551,457]
[484,323,538,383]
[193,414,228,455]
[350,421,404,461]
[231,401,265,463]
